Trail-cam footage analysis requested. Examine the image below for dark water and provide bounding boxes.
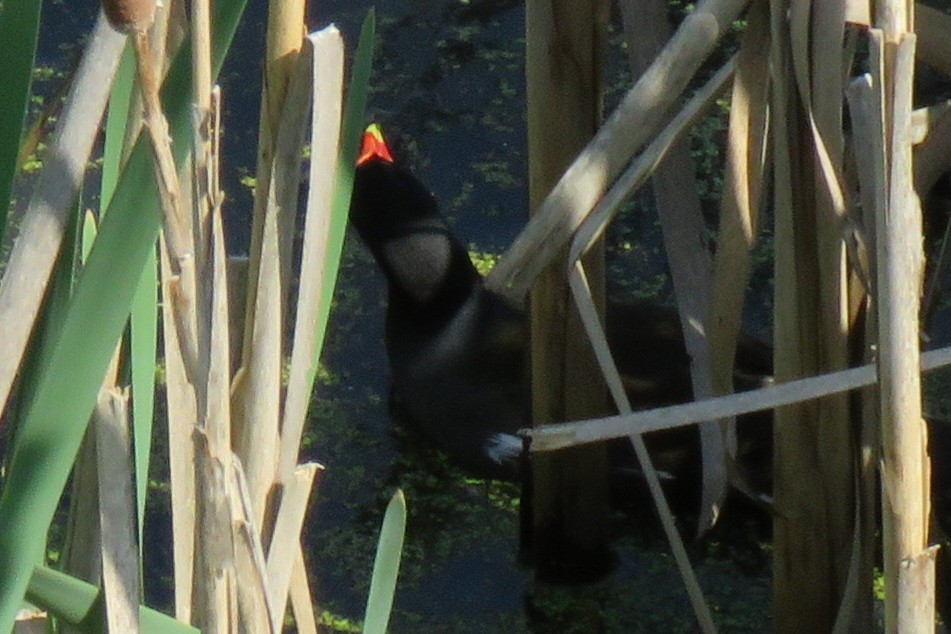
[23,2,787,631]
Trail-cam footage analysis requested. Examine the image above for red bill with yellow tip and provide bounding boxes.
[356,123,395,166]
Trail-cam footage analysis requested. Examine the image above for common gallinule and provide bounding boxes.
[349,124,773,487]
[349,124,951,617]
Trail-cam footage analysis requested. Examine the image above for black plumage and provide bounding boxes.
[349,125,773,487]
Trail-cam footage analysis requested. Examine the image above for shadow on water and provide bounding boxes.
[20,1,797,631]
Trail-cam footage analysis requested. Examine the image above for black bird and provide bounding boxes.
[349,124,772,486]
[348,125,951,614]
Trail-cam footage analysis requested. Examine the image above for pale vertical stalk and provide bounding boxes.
[120,0,174,163]
[190,0,213,254]
[277,27,344,483]
[134,10,206,612]
[770,0,817,629]
[60,426,102,595]
[288,551,318,634]
[200,88,230,460]
[873,25,932,630]
[238,40,312,525]
[847,70,891,634]
[229,458,277,632]
[191,0,211,116]
[239,0,307,363]
[145,16,203,612]
[132,31,201,389]
[190,103,238,629]
[771,0,872,628]
[618,0,730,535]
[94,389,140,634]
[190,430,236,633]
[706,0,769,449]
[271,39,343,631]
[160,235,197,623]
[525,0,611,579]
[232,0,306,529]
[808,3,862,627]
[265,464,321,632]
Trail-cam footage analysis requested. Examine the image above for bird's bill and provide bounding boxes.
[356,123,395,166]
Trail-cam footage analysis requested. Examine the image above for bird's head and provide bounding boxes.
[350,125,480,312]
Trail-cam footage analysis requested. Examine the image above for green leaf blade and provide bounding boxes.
[308,7,376,382]
[0,0,42,239]
[363,489,407,634]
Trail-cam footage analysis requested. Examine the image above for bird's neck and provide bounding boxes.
[379,225,481,324]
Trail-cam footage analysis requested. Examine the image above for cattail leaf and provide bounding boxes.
[0,0,42,241]
[363,489,407,634]
[27,565,198,632]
